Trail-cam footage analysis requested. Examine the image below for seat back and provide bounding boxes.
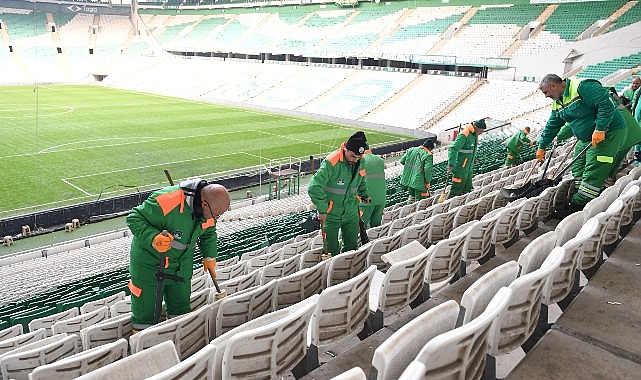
[554,211,586,246]
[259,255,301,285]
[28,308,79,336]
[0,325,22,343]
[80,291,126,316]
[280,239,312,260]
[74,340,179,380]
[371,300,459,380]
[217,270,260,295]
[52,307,109,352]
[326,243,370,287]
[29,338,128,380]
[146,344,216,380]
[80,313,132,351]
[403,287,512,380]
[309,266,376,350]
[424,233,467,287]
[460,261,519,324]
[517,231,558,276]
[0,333,77,380]
[463,212,499,262]
[215,280,277,337]
[215,260,246,282]
[275,260,326,310]
[489,248,564,355]
[129,301,210,360]
[400,219,432,248]
[367,232,403,270]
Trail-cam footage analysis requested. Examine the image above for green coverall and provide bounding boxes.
[127,179,218,331]
[448,124,479,198]
[505,129,531,166]
[308,144,369,256]
[360,150,387,228]
[538,78,626,206]
[400,145,433,201]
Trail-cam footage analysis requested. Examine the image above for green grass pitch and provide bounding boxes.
[0,84,412,218]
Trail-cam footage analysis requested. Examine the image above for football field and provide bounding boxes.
[0,84,411,218]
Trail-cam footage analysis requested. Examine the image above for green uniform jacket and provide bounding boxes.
[308,144,369,217]
[362,150,386,205]
[127,181,218,282]
[448,124,478,172]
[506,130,530,153]
[538,78,625,149]
[400,146,433,190]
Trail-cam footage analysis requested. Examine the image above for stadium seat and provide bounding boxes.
[28,308,79,336]
[79,291,126,315]
[0,325,22,344]
[245,249,282,274]
[387,215,414,237]
[370,300,459,380]
[0,328,47,356]
[1,333,77,379]
[213,280,277,338]
[29,338,128,380]
[259,255,300,285]
[517,231,558,275]
[215,260,246,282]
[51,307,110,352]
[367,232,403,271]
[129,300,210,360]
[426,206,458,244]
[295,266,376,376]
[330,367,367,380]
[326,243,370,287]
[80,313,132,351]
[74,340,179,380]
[423,232,468,296]
[554,211,586,246]
[399,287,512,380]
[299,247,323,269]
[280,239,312,260]
[108,297,131,317]
[363,241,431,335]
[275,260,326,309]
[399,219,432,248]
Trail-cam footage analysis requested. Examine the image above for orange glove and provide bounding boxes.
[152,231,173,253]
[592,130,605,147]
[203,257,217,279]
[536,149,546,162]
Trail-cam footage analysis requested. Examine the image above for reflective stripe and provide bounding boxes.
[132,323,153,330]
[325,187,347,195]
[171,240,189,250]
[459,149,474,153]
[405,163,423,171]
[596,155,614,163]
[577,188,598,199]
[580,181,601,192]
[367,173,385,179]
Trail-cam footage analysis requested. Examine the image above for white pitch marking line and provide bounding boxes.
[61,178,93,196]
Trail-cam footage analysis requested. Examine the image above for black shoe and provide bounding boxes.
[553,202,584,220]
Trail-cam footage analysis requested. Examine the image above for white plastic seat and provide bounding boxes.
[214,255,239,269]
[462,210,500,263]
[109,297,131,317]
[259,255,301,285]
[74,340,179,380]
[0,325,22,343]
[367,232,403,270]
[145,344,216,380]
[280,239,312,260]
[367,223,391,241]
[245,249,282,274]
[217,270,259,295]
[554,210,586,246]
[326,243,370,287]
[387,215,413,237]
[80,313,132,351]
[275,260,326,310]
[0,328,46,356]
[190,274,209,294]
[536,185,560,221]
[80,291,126,316]
[474,190,499,219]
[620,182,641,224]
[29,338,128,380]
[129,300,210,360]
[52,307,110,352]
[365,242,431,334]
[299,247,323,269]
[596,198,625,246]
[209,296,317,380]
[582,195,607,220]
[578,214,609,271]
[517,231,558,275]
[453,198,481,228]
[427,206,459,244]
[492,198,526,247]
[239,245,269,261]
[399,287,512,380]
[488,248,564,358]
[214,280,277,337]
[424,232,468,294]
[371,300,459,380]
[460,261,519,324]
[400,218,432,248]
[517,194,542,234]
[28,308,79,336]
[0,333,78,380]
[298,266,377,376]
[214,260,245,282]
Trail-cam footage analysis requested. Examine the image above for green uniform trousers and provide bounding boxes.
[573,127,626,206]
[130,270,192,330]
[323,211,360,256]
[408,187,429,201]
[449,169,473,198]
[505,148,522,166]
[360,203,385,228]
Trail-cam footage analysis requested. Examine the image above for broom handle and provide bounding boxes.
[549,139,579,179]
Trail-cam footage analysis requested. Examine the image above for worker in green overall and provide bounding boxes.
[400,139,434,202]
[308,131,370,259]
[360,144,387,228]
[505,127,533,166]
[447,119,486,198]
[536,74,626,210]
[127,179,230,332]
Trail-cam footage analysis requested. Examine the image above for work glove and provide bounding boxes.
[152,231,173,253]
[592,130,605,147]
[203,257,217,279]
[536,149,546,162]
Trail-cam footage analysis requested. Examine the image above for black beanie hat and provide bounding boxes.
[473,119,487,129]
[423,139,435,149]
[345,131,367,154]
